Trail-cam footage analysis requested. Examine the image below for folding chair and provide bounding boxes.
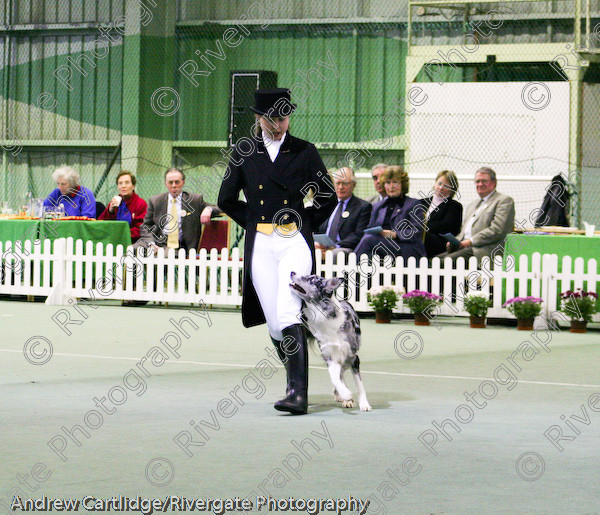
[198,217,231,252]
[197,217,234,298]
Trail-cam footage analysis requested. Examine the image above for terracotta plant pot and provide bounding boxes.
[570,320,587,333]
[414,313,430,326]
[470,315,486,328]
[516,318,534,330]
[375,310,392,324]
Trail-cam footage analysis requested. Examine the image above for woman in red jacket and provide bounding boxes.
[99,170,147,243]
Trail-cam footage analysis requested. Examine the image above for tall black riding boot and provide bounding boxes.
[274,324,308,415]
[271,336,290,394]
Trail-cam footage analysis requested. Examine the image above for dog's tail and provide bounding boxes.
[305,331,318,350]
[298,313,319,353]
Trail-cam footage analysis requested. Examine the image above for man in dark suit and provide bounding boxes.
[136,168,221,255]
[315,167,372,255]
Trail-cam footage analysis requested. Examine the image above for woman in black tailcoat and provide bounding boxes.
[218,88,336,415]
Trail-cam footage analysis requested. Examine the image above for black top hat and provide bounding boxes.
[250,88,297,117]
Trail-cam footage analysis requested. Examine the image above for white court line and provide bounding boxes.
[0,349,252,369]
[357,369,600,389]
[1,348,599,389]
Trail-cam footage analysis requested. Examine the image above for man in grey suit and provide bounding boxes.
[442,167,515,262]
[137,168,221,255]
[366,163,387,205]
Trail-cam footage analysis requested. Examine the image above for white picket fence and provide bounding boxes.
[1,237,599,323]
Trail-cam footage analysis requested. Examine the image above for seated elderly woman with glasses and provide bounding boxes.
[43,166,96,218]
[354,165,426,261]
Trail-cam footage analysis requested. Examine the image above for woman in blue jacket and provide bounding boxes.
[43,166,96,218]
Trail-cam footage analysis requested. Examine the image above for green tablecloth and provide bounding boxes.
[505,234,600,269]
[0,219,131,253]
[504,233,600,309]
[38,220,131,248]
[0,220,40,245]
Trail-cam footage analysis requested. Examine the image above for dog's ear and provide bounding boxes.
[324,277,344,292]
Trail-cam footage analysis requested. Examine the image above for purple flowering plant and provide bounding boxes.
[502,296,543,319]
[402,290,443,314]
[560,289,599,322]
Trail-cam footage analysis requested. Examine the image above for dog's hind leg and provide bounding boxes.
[333,369,349,403]
[333,387,343,403]
[351,356,371,411]
[327,361,354,408]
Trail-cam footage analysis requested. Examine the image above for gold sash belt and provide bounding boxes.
[256,223,298,235]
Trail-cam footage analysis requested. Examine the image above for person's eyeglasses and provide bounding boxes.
[475,180,491,184]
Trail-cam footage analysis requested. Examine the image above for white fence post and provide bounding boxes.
[45,238,75,305]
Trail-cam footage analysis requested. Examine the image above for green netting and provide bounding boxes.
[1,0,599,230]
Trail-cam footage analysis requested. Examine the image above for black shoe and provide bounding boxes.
[274,324,308,415]
[271,336,290,395]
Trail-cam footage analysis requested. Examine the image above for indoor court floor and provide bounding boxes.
[1,300,599,514]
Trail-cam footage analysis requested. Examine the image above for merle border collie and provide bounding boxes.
[289,272,371,411]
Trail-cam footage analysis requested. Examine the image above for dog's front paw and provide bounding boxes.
[342,399,354,408]
[359,402,372,412]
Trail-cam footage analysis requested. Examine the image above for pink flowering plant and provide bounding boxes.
[560,289,599,322]
[367,286,403,312]
[502,296,543,319]
[402,290,443,314]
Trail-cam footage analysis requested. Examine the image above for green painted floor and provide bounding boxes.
[1,300,599,514]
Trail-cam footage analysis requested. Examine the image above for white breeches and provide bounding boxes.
[251,231,312,340]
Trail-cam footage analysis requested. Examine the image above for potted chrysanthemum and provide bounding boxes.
[560,289,599,333]
[463,291,492,328]
[367,286,403,323]
[402,290,443,326]
[503,296,543,330]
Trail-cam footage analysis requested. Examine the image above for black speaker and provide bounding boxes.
[229,71,277,147]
